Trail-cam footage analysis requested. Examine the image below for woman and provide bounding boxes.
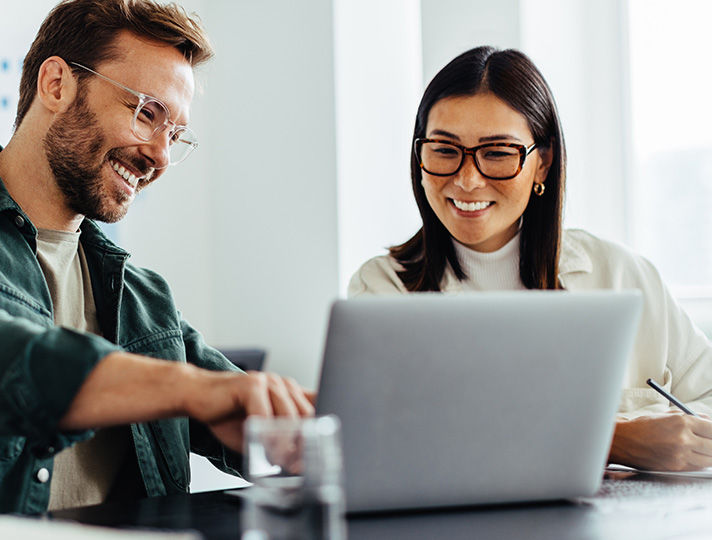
[348,46,712,472]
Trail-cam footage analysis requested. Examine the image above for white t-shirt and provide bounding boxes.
[36,228,129,511]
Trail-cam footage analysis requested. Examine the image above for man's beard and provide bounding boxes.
[42,91,151,223]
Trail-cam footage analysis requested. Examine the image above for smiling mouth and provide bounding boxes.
[452,199,492,212]
[109,159,143,189]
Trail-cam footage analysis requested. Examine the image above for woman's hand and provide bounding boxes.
[609,413,712,471]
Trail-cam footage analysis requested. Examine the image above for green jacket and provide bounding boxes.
[0,176,242,514]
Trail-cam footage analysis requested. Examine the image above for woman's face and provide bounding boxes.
[421,93,552,252]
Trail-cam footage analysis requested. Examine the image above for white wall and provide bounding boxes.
[116,0,340,490]
[333,0,423,294]
[0,0,59,145]
[421,0,521,83]
[121,0,340,390]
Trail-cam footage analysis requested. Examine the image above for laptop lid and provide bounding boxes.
[316,290,643,512]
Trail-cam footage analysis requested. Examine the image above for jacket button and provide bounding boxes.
[14,215,25,228]
[36,468,50,483]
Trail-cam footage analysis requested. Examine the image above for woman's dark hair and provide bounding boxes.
[390,46,566,291]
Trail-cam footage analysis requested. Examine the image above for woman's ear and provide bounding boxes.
[534,142,555,185]
[36,56,78,114]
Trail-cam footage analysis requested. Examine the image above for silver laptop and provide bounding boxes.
[315,290,643,513]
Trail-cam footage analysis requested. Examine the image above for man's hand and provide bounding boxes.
[59,352,315,452]
[610,413,712,471]
[183,369,315,451]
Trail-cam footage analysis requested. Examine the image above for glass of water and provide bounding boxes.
[241,415,346,540]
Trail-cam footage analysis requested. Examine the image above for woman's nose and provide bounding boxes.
[453,154,488,191]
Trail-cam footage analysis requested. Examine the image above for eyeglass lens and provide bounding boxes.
[132,99,197,165]
[419,141,523,179]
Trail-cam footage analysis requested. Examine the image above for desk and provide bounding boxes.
[49,472,712,540]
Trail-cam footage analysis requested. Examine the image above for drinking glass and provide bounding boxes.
[241,415,346,540]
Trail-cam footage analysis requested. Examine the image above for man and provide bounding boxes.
[0,0,313,514]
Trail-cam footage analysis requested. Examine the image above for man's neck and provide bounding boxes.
[0,136,84,232]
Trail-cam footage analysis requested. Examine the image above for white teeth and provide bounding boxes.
[453,199,492,212]
[110,160,140,189]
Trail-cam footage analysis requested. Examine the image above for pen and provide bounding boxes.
[646,378,699,417]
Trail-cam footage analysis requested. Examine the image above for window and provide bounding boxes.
[628,0,712,297]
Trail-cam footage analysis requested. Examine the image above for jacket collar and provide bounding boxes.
[559,230,593,276]
[79,219,129,257]
[0,169,24,215]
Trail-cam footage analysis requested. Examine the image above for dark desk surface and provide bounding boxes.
[49,471,712,540]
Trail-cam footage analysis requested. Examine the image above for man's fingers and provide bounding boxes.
[283,377,316,416]
[303,389,317,407]
[197,370,316,453]
[212,371,315,425]
[241,371,315,418]
[240,371,273,417]
[264,373,300,417]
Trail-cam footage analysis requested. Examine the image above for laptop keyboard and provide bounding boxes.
[575,472,712,514]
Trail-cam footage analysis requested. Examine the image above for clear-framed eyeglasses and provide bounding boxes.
[414,138,537,180]
[70,62,197,167]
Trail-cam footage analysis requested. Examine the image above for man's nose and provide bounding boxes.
[140,129,171,170]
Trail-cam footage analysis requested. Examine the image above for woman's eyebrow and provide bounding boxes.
[426,129,524,143]
[479,134,523,143]
[427,129,461,140]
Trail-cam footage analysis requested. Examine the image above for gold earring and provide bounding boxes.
[533,183,545,196]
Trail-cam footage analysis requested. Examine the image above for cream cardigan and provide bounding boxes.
[348,229,712,418]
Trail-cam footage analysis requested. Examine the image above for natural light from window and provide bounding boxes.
[628,0,712,297]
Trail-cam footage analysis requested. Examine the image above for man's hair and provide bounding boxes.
[15,0,214,129]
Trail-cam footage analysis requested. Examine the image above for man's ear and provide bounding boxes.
[36,56,78,114]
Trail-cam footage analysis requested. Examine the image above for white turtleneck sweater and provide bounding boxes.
[452,233,525,291]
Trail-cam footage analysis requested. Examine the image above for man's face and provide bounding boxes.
[43,31,195,223]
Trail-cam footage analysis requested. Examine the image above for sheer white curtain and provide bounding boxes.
[520,0,631,245]
[627,0,712,297]
[521,0,712,333]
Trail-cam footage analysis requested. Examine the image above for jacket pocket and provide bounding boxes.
[149,418,190,491]
[0,284,52,323]
[0,437,25,462]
